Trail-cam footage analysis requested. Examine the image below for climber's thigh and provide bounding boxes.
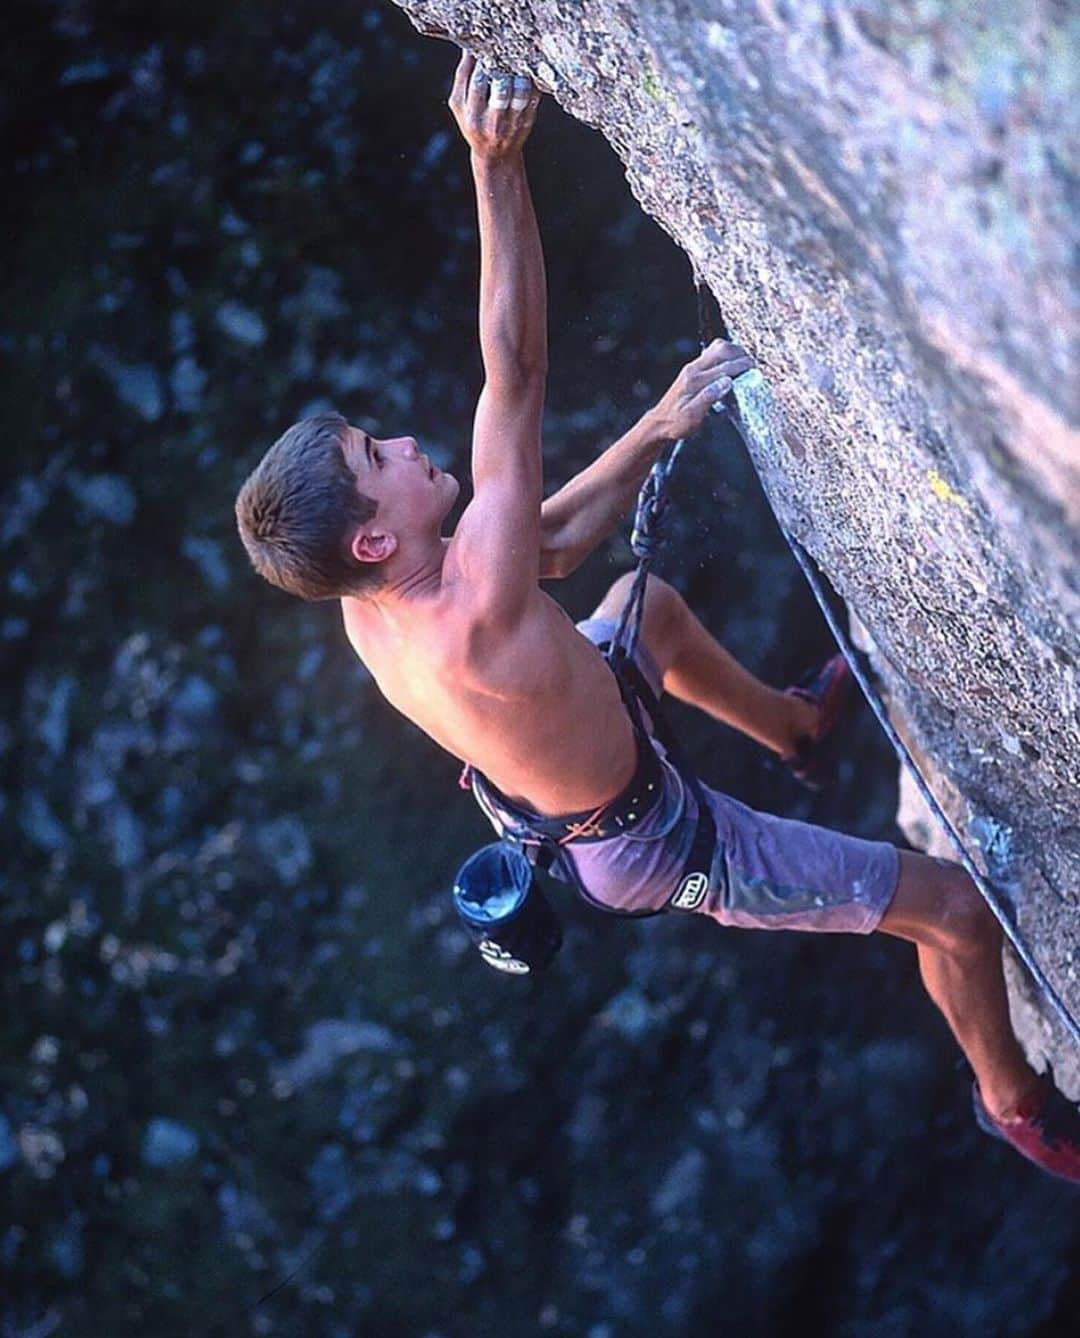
[585,573,687,681]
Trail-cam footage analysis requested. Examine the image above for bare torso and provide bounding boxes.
[341,579,637,816]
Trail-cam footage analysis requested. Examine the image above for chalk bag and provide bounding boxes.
[452,841,563,975]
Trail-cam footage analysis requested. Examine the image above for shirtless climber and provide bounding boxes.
[235,51,1079,1182]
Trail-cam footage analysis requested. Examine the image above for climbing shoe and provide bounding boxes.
[780,653,854,790]
[972,1076,1080,1183]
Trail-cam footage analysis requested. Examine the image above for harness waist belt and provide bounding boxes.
[467,726,665,844]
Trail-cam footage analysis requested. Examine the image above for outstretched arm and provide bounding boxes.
[538,340,754,578]
[442,52,548,625]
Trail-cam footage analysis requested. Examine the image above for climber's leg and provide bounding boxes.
[880,853,1080,1180]
[585,572,816,756]
[878,852,1037,1116]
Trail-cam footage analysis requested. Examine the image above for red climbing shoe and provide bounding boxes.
[780,653,854,790]
[973,1076,1080,1183]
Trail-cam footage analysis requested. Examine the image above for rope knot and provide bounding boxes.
[630,468,670,559]
[630,520,665,561]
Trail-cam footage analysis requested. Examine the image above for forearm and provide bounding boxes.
[539,407,674,577]
[471,151,548,378]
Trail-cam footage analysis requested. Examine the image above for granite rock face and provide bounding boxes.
[393,0,1079,1068]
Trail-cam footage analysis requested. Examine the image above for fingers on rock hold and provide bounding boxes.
[470,63,491,96]
[450,50,475,102]
[490,74,515,110]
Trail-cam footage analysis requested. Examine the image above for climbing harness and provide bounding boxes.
[453,646,717,972]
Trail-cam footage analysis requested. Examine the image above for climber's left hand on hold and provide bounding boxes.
[449,49,541,162]
[651,339,755,440]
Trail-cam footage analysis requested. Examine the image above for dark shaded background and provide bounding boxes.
[3,2,1077,1335]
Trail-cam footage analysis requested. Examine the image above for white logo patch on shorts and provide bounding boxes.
[671,871,709,911]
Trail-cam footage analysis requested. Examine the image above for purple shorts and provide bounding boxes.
[556,619,900,934]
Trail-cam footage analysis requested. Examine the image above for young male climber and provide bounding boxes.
[235,51,1080,1182]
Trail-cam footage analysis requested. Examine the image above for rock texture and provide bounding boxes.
[393,0,1079,1064]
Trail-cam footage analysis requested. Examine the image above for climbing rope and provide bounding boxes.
[685,275,1080,1047]
[609,438,685,663]
[606,288,715,663]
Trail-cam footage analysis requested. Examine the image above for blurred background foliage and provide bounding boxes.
[2,2,1077,1335]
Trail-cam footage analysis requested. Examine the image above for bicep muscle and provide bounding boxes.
[447,372,546,620]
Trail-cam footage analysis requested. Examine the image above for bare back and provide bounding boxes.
[341,582,638,816]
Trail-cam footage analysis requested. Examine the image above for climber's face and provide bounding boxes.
[342,425,459,566]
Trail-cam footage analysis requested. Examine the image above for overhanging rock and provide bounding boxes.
[392,0,1079,1080]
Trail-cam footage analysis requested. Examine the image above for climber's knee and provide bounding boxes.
[588,572,686,652]
[879,851,1002,959]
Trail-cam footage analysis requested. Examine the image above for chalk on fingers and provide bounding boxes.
[490,73,513,110]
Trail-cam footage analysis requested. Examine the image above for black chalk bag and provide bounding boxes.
[452,841,563,975]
